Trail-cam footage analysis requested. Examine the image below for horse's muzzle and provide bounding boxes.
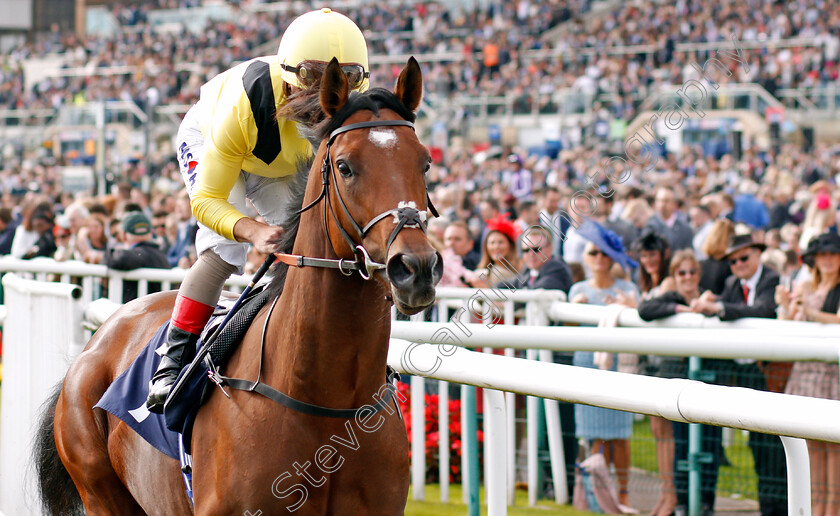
[386,251,443,314]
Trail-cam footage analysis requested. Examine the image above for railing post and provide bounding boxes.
[484,388,507,515]
[780,436,810,516]
[439,379,450,503]
[411,374,425,501]
[687,356,702,516]
[463,384,480,516]
[526,355,539,506]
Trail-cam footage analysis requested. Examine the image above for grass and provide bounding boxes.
[405,484,591,515]
[630,417,757,500]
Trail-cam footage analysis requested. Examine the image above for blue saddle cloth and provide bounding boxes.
[94,321,200,500]
[94,286,271,503]
[95,321,183,459]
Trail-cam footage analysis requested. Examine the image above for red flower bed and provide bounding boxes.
[396,380,484,483]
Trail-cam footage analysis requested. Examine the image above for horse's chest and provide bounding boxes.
[193,405,409,514]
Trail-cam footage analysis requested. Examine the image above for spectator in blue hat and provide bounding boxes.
[568,220,639,505]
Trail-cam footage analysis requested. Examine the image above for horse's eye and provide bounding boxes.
[424,160,432,174]
[336,160,352,178]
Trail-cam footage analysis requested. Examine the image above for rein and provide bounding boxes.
[275,119,439,280]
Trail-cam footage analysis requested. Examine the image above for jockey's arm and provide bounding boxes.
[189,106,249,241]
[191,121,283,253]
[232,218,284,255]
[190,108,283,254]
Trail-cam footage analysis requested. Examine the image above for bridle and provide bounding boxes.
[193,120,437,419]
[274,119,439,280]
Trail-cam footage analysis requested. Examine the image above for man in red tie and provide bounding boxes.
[689,233,786,516]
[691,234,777,320]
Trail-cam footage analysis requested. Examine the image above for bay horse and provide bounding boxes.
[35,57,441,515]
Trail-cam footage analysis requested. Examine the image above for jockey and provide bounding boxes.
[146,8,370,413]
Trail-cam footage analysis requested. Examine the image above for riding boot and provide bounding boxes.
[146,324,200,414]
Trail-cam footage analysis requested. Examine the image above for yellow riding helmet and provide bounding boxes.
[277,8,369,92]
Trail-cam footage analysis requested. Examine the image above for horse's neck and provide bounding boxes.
[263,229,393,408]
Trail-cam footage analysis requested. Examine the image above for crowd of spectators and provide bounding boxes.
[2,0,839,122]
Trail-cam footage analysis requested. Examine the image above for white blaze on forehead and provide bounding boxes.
[368,128,398,148]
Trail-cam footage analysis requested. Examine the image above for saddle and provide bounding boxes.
[163,285,273,438]
[94,287,273,457]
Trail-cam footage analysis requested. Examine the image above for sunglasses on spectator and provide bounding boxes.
[676,268,696,277]
[281,61,369,89]
[729,254,752,265]
[586,250,608,257]
[153,224,166,230]
[522,246,542,254]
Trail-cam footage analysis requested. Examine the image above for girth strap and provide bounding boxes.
[218,367,401,418]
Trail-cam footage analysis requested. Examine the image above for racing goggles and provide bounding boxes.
[281,60,369,90]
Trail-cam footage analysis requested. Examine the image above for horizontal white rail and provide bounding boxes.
[1,272,82,299]
[387,339,840,442]
[434,286,566,303]
[83,298,838,362]
[547,301,838,335]
[392,320,839,362]
[0,257,250,286]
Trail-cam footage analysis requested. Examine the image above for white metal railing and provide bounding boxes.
[639,82,783,114]
[778,85,840,114]
[0,275,85,516]
[387,338,822,516]
[546,300,838,335]
[0,257,250,306]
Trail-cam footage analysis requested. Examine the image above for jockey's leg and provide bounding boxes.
[146,250,237,413]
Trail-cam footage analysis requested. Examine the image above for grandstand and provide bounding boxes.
[1,0,838,178]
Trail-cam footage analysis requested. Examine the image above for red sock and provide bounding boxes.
[171,295,215,335]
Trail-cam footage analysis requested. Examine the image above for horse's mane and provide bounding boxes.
[265,87,416,300]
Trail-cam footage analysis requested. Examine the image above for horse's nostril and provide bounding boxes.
[387,253,415,287]
[401,255,415,275]
[432,251,443,285]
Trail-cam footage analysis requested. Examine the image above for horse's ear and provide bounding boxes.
[394,56,422,112]
[320,57,350,117]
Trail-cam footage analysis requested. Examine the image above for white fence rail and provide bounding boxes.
[0,275,85,516]
[0,257,251,306]
[387,339,822,516]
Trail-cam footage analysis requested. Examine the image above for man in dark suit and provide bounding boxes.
[106,212,172,303]
[513,226,576,499]
[0,208,19,255]
[443,221,480,271]
[512,226,573,294]
[691,234,786,516]
[645,187,694,250]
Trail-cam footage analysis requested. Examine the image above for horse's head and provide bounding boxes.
[306,57,442,314]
